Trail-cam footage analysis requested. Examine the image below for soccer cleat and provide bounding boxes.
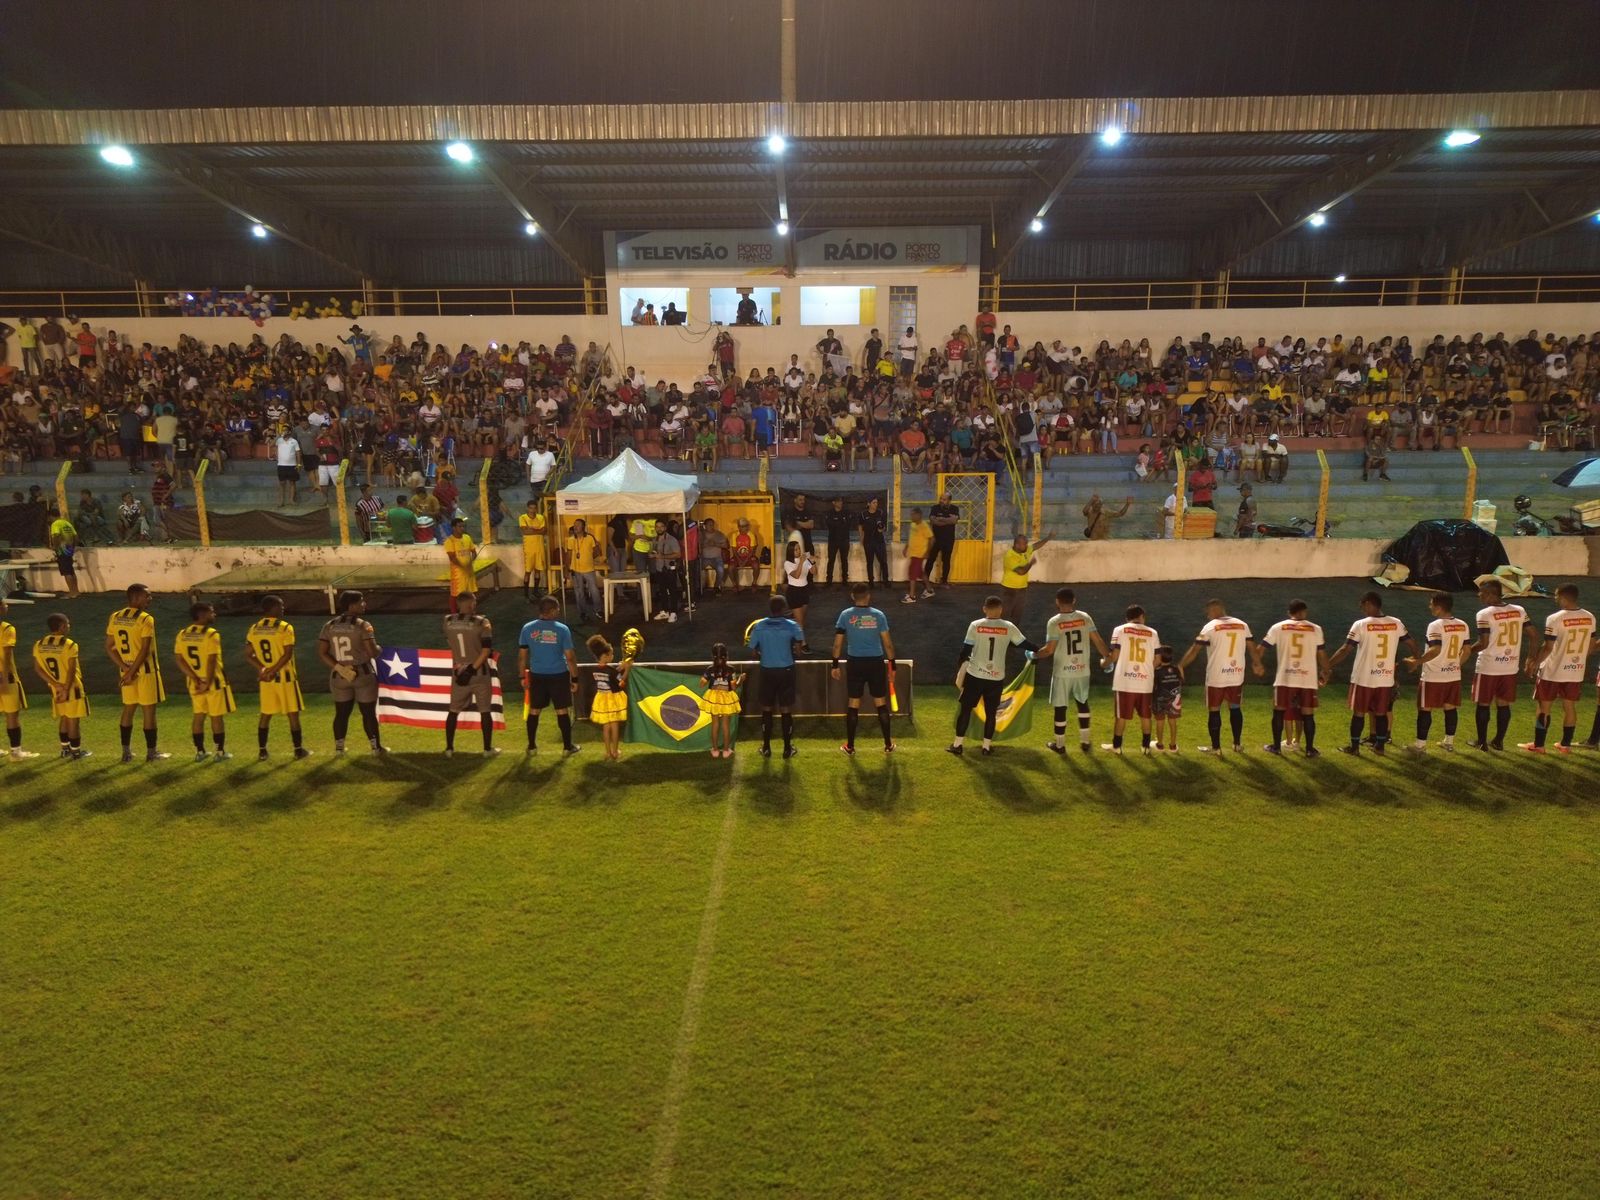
[1262,743,1282,755]
[214,751,233,763]
[1488,740,1504,751]
[946,744,964,757]
[1516,742,1546,754]
[484,747,502,758]
[758,745,771,757]
[525,745,537,755]
[258,749,270,762]
[1303,747,1321,758]
[1140,745,1152,757]
[1440,741,1455,753]
[1553,744,1571,756]
[840,743,855,756]
[1337,745,1359,756]
[370,742,389,755]
[60,747,74,759]
[293,748,313,760]
[1080,741,1092,754]
[9,748,39,760]
[883,743,896,754]
[121,749,135,763]
[1406,743,1427,755]
[195,750,211,763]
[563,744,582,756]
[1371,744,1385,757]
[146,751,170,762]
[1583,740,1599,750]
[443,748,455,758]
[72,749,93,761]
[981,746,993,756]
[1232,744,1244,754]
[783,745,799,759]
[1046,741,1066,755]
[1470,740,1489,751]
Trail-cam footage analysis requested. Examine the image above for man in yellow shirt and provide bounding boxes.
[33,612,90,759]
[518,500,549,599]
[630,516,657,574]
[565,517,604,623]
[999,533,1052,624]
[174,601,236,763]
[443,516,478,612]
[903,508,933,604]
[0,598,39,759]
[105,582,168,762]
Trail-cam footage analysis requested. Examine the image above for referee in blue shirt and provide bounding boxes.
[746,596,807,758]
[517,595,580,755]
[831,583,896,754]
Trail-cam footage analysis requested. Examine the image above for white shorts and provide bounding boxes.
[318,464,340,486]
[1049,673,1091,707]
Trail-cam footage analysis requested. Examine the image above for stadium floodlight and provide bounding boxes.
[1099,126,1124,147]
[767,134,787,156]
[1029,217,1044,233]
[1334,274,1347,283]
[250,223,268,239]
[1443,129,1481,148]
[445,141,475,164]
[776,220,790,236]
[1306,212,1328,228]
[524,221,539,236]
[99,145,135,168]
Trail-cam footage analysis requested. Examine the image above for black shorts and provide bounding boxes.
[785,584,811,608]
[527,671,573,710]
[303,453,321,471]
[55,552,76,578]
[960,675,1004,710]
[846,656,889,700]
[277,465,299,481]
[757,665,797,709]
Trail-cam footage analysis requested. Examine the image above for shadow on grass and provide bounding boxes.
[5,789,57,821]
[745,758,800,818]
[573,752,723,805]
[842,754,905,814]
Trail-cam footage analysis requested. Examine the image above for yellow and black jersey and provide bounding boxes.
[106,606,158,672]
[247,616,298,683]
[33,634,84,692]
[174,623,227,692]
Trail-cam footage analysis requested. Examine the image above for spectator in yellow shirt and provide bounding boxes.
[518,500,549,598]
[903,508,933,604]
[442,517,478,611]
[565,518,604,624]
[999,533,1051,624]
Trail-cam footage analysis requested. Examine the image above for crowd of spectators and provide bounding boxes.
[3,317,1598,535]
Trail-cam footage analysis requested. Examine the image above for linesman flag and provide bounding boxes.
[974,662,1035,741]
[377,648,506,730]
[625,665,727,750]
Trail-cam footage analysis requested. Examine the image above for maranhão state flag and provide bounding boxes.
[376,647,506,730]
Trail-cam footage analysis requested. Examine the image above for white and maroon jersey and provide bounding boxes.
[961,618,1027,683]
[1262,619,1324,688]
[1109,622,1160,694]
[1344,615,1408,687]
[1044,609,1097,679]
[1193,616,1252,688]
[1538,608,1597,683]
[1420,617,1471,683]
[1474,603,1530,676]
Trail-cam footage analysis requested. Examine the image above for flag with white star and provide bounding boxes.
[376,647,505,730]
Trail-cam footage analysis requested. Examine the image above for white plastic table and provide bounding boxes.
[603,573,654,622]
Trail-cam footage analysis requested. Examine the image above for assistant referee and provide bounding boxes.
[831,583,896,754]
[746,596,807,759]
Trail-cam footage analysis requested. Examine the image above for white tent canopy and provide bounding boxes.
[554,448,700,516]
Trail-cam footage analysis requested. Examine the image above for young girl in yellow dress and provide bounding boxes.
[587,635,631,760]
[699,642,746,759]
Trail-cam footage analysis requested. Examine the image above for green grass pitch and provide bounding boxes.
[4,690,1600,1199]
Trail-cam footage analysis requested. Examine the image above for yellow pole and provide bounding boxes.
[1030,451,1043,539]
[1173,451,1187,539]
[757,451,769,495]
[891,454,902,543]
[54,461,72,519]
[478,457,494,544]
[1461,446,1477,521]
[334,459,352,546]
[1314,449,1330,538]
[194,459,211,548]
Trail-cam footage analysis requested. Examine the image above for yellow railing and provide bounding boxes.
[890,454,901,543]
[1030,452,1043,539]
[1173,452,1187,540]
[0,282,608,319]
[1461,446,1478,520]
[334,459,352,547]
[193,459,212,547]
[54,461,72,519]
[1314,449,1330,538]
[477,458,494,545]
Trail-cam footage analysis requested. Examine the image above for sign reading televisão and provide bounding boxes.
[613,227,969,272]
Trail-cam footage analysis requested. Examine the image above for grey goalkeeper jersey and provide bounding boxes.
[443,614,494,669]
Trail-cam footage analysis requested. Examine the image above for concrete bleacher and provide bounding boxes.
[6,441,1592,547]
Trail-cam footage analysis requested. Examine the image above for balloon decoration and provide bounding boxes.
[620,627,646,663]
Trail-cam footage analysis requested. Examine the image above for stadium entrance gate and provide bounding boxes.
[934,472,996,584]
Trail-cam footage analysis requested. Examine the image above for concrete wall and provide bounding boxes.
[14,534,1593,597]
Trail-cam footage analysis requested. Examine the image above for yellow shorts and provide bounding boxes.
[119,669,166,707]
[451,577,479,597]
[259,677,305,716]
[523,543,547,571]
[0,678,25,714]
[51,687,89,720]
[189,685,237,717]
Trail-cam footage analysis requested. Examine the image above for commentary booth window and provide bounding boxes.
[621,288,689,326]
[800,285,877,327]
[710,286,781,326]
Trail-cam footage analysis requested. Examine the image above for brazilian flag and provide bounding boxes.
[974,662,1035,741]
[626,665,725,750]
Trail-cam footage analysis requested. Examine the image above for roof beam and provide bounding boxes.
[145,147,384,281]
[1429,168,1600,266]
[476,150,598,278]
[1205,132,1435,270]
[991,136,1095,274]
[0,196,175,281]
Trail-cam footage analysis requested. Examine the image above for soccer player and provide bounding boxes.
[445,590,500,758]
[830,583,896,755]
[1254,599,1328,757]
[519,501,550,599]
[318,590,388,756]
[0,598,39,760]
[174,601,236,763]
[1038,587,1110,754]
[1101,605,1160,756]
[245,595,311,761]
[32,613,90,759]
[105,582,169,763]
[949,594,1038,757]
[1469,578,1530,751]
[1178,598,1255,753]
[517,594,580,756]
[1520,583,1598,755]
[746,595,807,758]
[1326,591,1417,756]
[1403,591,1471,753]
[442,516,478,615]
